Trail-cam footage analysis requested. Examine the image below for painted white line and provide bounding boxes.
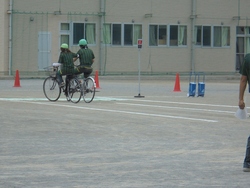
[117,102,235,114]
[20,101,218,123]
[0,97,128,102]
[131,99,237,108]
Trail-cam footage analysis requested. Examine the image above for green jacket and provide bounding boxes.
[58,51,77,74]
[76,48,95,68]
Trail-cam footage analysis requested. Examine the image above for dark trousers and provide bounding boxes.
[77,66,93,78]
[56,68,80,84]
[244,136,250,167]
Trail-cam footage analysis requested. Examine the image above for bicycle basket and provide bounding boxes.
[44,66,58,77]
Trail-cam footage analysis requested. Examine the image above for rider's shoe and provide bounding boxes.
[59,82,65,88]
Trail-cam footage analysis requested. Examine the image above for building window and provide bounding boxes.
[103,23,142,46]
[149,25,167,46]
[195,26,230,47]
[195,26,211,46]
[149,25,158,46]
[124,24,142,46]
[112,24,122,45]
[203,26,211,46]
[61,35,69,45]
[159,25,167,45]
[103,24,111,44]
[61,23,70,31]
[124,24,133,45]
[72,23,96,45]
[170,25,187,46]
[149,25,186,46]
[60,23,70,45]
[213,26,230,47]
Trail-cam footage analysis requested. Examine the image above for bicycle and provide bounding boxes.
[81,75,96,103]
[43,63,95,103]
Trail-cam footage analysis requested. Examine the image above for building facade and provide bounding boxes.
[0,0,250,76]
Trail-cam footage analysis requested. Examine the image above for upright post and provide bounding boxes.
[135,39,144,98]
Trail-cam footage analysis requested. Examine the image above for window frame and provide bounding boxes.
[70,22,97,46]
[195,25,230,48]
[213,26,230,48]
[103,23,142,47]
[60,22,70,47]
[149,24,187,47]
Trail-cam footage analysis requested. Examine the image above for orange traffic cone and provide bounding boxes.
[173,73,181,92]
[14,70,21,87]
[94,70,101,89]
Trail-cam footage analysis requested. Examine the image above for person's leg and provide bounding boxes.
[56,70,64,87]
[243,135,250,171]
[83,67,93,78]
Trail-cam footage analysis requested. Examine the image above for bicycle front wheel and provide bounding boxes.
[67,78,82,104]
[83,77,95,103]
[43,77,61,101]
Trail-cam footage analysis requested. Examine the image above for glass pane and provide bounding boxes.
[149,25,157,46]
[170,25,178,46]
[214,26,221,47]
[236,54,244,71]
[159,25,167,45]
[61,35,69,44]
[222,27,230,46]
[112,24,121,45]
[85,23,96,44]
[73,23,84,45]
[203,26,211,46]
[178,26,187,45]
[133,24,142,45]
[103,24,111,44]
[124,24,133,45]
[195,26,201,45]
[61,23,69,30]
[236,37,244,53]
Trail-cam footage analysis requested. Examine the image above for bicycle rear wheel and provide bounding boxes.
[43,77,61,101]
[83,77,95,103]
[67,78,82,104]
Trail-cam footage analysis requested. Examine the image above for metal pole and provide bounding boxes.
[99,0,105,75]
[134,41,144,98]
[138,49,141,95]
[8,0,13,76]
[190,0,196,74]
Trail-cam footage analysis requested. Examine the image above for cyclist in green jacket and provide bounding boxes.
[75,39,95,78]
[56,43,79,87]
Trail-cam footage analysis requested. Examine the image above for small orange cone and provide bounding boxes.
[173,73,181,92]
[14,70,21,87]
[94,70,101,89]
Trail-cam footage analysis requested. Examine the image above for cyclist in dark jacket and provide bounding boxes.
[56,43,79,87]
[75,39,95,78]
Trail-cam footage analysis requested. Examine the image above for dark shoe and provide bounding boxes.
[243,163,250,172]
[59,82,65,88]
[243,167,250,172]
[64,93,70,101]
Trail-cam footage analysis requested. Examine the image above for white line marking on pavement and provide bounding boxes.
[117,102,235,114]
[0,97,127,102]
[0,97,219,122]
[131,99,237,108]
[20,101,218,123]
